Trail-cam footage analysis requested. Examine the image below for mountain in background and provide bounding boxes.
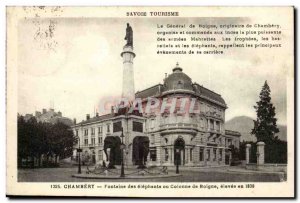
[225,116,287,142]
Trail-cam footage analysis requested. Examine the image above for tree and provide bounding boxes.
[251,81,279,144]
[50,122,76,164]
[17,114,76,168]
[229,144,240,166]
[18,116,29,168]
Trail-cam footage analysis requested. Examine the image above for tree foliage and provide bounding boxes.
[240,81,287,164]
[251,81,279,144]
[17,115,77,168]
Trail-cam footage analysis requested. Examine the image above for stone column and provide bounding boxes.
[207,119,210,130]
[170,147,173,163]
[222,148,225,165]
[121,45,136,102]
[216,148,219,163]
[194,146,200,164]
[257,141,265,165]
[210,148,213,162]
[214,120,216,131]
[156,147,161,166]
[168,147,172,164]
[186,148,189,164]
[126,145,132,166]
[191,148,194,164]
[204,147,207,165]
[245,144,251,164]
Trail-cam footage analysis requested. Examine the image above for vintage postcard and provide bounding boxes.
[6,6,294,197]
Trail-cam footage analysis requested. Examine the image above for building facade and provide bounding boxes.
[72,64,241,167]
[72,24,240,167]
[23,108,73,126]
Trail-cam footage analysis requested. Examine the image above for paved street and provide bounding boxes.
[18,166,285,182]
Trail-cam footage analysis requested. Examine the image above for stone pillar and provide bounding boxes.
[207,120,210,130]
[125,145,132,166]
[121,45,136,102]
[222,148,225,165]
[170,147,173,163]
[168,147,172,164]
[257,141,265,165]
[194,146,200,164]
[186,148,189,164]
[204,147,207,165]
[214,120,216,131]
[210,148,213,162]
[216,148,219,163]
[162,148,166,164]
[245,144,251,164]
[156,147,161,166]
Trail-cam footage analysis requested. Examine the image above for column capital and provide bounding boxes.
[257,141,265,146]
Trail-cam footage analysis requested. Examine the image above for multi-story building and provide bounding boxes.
[72,64,241,167]
[23,108,73,126]
[72,24,240,167]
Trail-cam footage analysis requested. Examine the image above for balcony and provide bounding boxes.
[159,122,198,132]
[205,111,222,119]
[207,128,221,134]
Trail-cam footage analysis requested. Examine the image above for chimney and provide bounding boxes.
[57,111,62,117]
[42,108,47,114]
[96,112,99,117]
[111,106,114,114]
[86,114,90,120]
[163,73,167,83]
[35,111,41,117]
[73,118,76,124]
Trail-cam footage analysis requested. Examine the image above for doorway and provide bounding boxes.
[174,137,185,165]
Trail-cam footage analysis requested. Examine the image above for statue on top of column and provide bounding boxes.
[124,23,133,47]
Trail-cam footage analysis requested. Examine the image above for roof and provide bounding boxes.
[77,113,114,125]
[50,117,73,126]
[135,84,163,99]
[164,67,194,91]
[194,84,226,105]
[135,82,226,106]
[135,65,226,106]
[225,129,241,137]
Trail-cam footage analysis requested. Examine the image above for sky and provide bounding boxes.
[17,15,291,125]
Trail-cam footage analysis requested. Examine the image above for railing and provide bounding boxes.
[159,123,198,130]
[81,143,103,147]
[207,129,221,134]
[205,112,222,119]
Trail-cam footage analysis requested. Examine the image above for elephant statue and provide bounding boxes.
[132,136,149,169]
[104,136,121,169]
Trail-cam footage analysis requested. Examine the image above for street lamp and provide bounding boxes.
[120,127,125,178]
[175,148,180,174]
[76,136,82,174]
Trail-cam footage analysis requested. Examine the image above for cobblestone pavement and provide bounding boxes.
[18,166,284,182]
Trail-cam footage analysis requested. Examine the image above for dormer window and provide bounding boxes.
[176,80,184,89]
